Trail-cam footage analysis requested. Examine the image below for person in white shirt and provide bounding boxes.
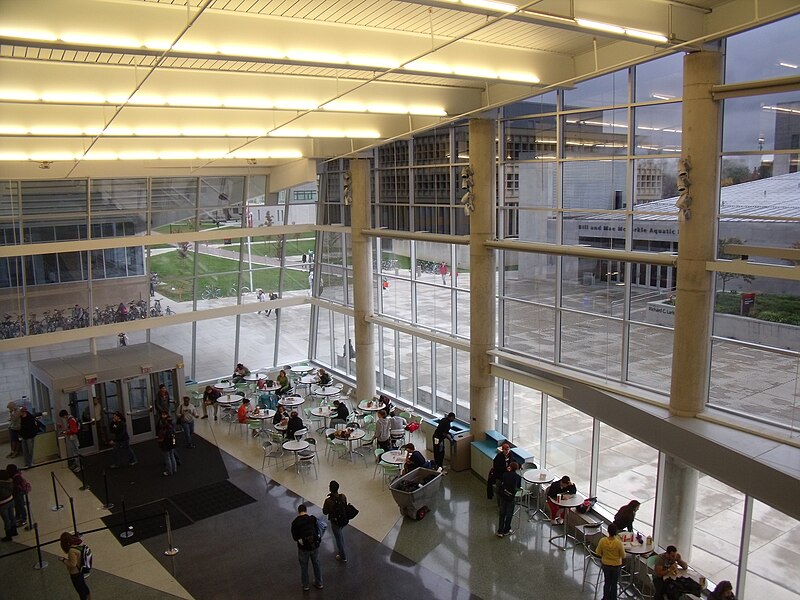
[177,396,199,448]
[375,410,391,452]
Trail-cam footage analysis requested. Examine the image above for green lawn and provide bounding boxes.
[149,251,309,301]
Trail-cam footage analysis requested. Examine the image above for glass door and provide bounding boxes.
[68,388,98,454]
[123,376,155,443]
[96,381,120,450]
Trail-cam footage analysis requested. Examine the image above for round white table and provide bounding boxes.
[311,385,340,397]
[278,395,305,408]
[358,400,386,412]
[548,493,586,550]
[283,439,310,472]
[244,372,262,382]
[522,469,555,520]
[310,406,335,431]
[216,394,242,405]
[300,374,318,385]
[213,380,235,393]
[247,409,276,435]
[381,449,407,465]
[290,365,314,375]
[332,428,366,461]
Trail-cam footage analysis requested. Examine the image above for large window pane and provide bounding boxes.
[563,110,629,158]
[563,70,628,110]
[563,160,627,210]
[745,500,800,600]
[635,53,683,103]
[634,104,682,155]
[544,397,592,494]
[725,14,800,84]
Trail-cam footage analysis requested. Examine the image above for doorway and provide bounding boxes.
[124,376,155,444]
[67,388,99,455]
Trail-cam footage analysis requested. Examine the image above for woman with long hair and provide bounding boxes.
[60,531,91,600]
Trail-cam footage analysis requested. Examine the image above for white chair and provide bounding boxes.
[581,550,603,598]
[293,427,309,441]
[297,438,318,481]
[261,441,285,470]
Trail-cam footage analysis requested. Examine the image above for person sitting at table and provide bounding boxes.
[596,523,626,600]
[709,580,736,600]
[317,368,331,387]
[402,443,434,474]
[378,394,393,416]
[232,363,250,384]
[285,410,305,440]
[202,385,221,420]
[613,499,641,532]
[388,411,407,449]
[276,370,291,396]
[273,404,288,426]
[389,410,407,431]
[375,410,391,452]
[237,398,253,424]
[652,545,689,600]
[330,400,349,428]
[546,475,577,525]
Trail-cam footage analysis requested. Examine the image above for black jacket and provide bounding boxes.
[547,480,577,500]
[19,412,39,440]
[291,513,318,549]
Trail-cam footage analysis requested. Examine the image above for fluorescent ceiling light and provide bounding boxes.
[144,40,172,51]
[83,126,104,135]
[0,90,39,101]
[118,151,159,160]
[133,126,180,136]
[454,66,498,79]
[0,152,29,161]
[345,130,381,138]
[223,98,273,109]
[367,104,408,114]
[460,0,517,13]
[167,96,222,107]
[231,150,271,159]
[172,41,217,54]
[308,129,346,138]
[347,55,400,69]
[61,33,141,47]
[129,95,166,106]
[275,100,318,111]
[404,61,453,74]
[82,152,118,160]
[40,92,106,103]
[219,44,284,59]
[105,126,133,136]
[498,71,540,84]
[625,29,668,43]
[30,151,75,161]
[651,93,675,100]
[197,150,229,159]
[779,62,798,69]
[267,150,303,159]
[182,127,226,136]
[763,105,800,115]
[0,28,57,41]
[107,94,131,104]
[287,50,346,64]
[323,101,368,112]
[269,128,307,137]
[159,151,197,160]
[0,125,29,135]
[575,19,625,35]
[226,128,267,137]
[409,105,448,116]
[29,126,83,135]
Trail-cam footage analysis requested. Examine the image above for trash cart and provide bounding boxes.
[390,467,443,520]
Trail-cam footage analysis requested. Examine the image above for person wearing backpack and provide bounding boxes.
[322,480,349,563]
[156,412,178,477]
[290,504,323,591]
[59,531,92,600]
[6,464,31,527]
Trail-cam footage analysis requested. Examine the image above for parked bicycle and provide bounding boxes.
[201,285,223,299]
[229,285,251,297]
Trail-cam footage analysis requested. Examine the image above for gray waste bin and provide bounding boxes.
[390,467,443,520]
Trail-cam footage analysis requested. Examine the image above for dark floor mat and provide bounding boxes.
[75,434,229,511]
[170,480,256,522]
[101,498,192,547]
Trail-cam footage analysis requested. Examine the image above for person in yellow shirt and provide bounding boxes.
[596,523,626,600]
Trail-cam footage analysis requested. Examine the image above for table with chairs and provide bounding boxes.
[247,408,276,437]
[521,468,555,521]
[278,395,305,409]
[548,492,586,550]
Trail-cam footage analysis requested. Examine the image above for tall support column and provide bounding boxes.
[669,48,722,416]
[350,159,376,402]
[468,119,496,439]
[659,48,723,561]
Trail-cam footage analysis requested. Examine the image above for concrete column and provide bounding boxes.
[656,454,699,561]
[669,48,723,416]
[350,159,376,402]
[468,119,496,440]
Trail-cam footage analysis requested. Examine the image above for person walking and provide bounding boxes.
[109,412,137,468]
[596,523,626,600]
[18,406,39,468]
[0,471,18,541]
[59,531,91,600]
[322,480,349,563]
[291,504,323,591]
[432,412,456,470]
[438,261,448,284]
[6,464,31,527]
[5,402,21,458]
[58,410,81,472]
[202,385,221,420]
[156,412,178,477]
[496,461,521,537]
[176,396,198,448]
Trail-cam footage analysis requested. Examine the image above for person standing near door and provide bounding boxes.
[109,412,137,468]
[177,397,198,448]
[18,406,39,469]
[58,410,81,472]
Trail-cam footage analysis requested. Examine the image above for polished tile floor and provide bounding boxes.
[2,421,609,600]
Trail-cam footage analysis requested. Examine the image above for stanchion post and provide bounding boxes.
[119,498,134,539]
[24,492,33,530]
[32,523,49,570]
[78,455,89,491]
[101,471,114,510]
[69,496,78,535]
[50,472,64,512]
[164,510,179,556]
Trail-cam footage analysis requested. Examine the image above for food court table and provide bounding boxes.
[282,439,310,472]
[213,379,236,393]
[358,400,386,412]
[290,365,314,375]
[333,428,366,461]
[548,493,586,550]
[381,450,407,465]
[311,385,340,398]
[216,394,242,422]
[247,408,276,436]
[310,406,335,431]
[522,469,555,520]
[278,395,305,408]
[244,372,262,382]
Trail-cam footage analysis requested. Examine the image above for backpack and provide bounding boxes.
[332,495,349,527]
[74,544,92,575]
[301,516,321,549]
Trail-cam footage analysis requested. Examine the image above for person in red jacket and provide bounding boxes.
[58,410,81,472]
[237,398,253,423]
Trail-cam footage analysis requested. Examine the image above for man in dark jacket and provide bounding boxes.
[432,412,456,470]
[109,411,137,468]
[546,475,577,524]
[490,442,512,503]
[18,406,40,468]
[291,504,323,591]
[330,400,349,428]
[321,480,348,563]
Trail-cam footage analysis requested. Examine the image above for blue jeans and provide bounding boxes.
[21,437,35,468]
[0,501,17,538]
[65,435,80,470]
[13,491,26,523]
[182,421,195,446]
[331,523,346,560]
[298,547,322,589]
[498,495,515,534]
[163,449,177,475]
[113,439,137,466]
[602,564,620,600]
